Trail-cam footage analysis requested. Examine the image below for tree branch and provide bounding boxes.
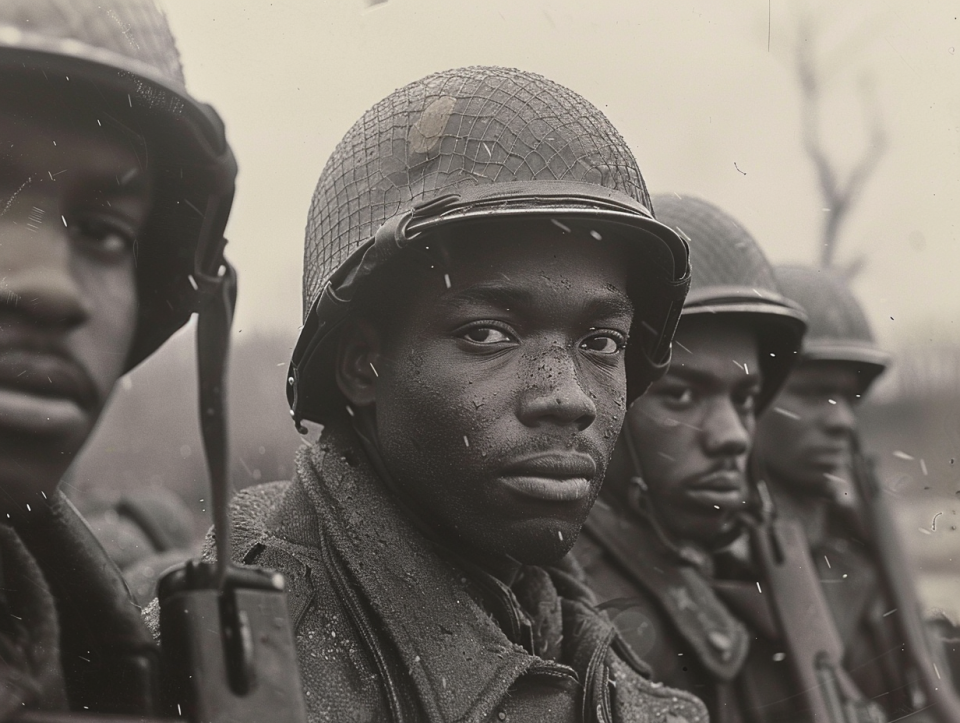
[795,14,887,270]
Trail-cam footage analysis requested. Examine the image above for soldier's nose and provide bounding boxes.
[1,224,88,327]
[702,398,751,457]
[822,397,857,436]
[517,350,597,431]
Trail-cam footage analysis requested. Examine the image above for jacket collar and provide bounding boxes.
[275,422,543,723]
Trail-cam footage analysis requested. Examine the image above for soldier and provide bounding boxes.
[752,266,955,720]
[573,195,810,722]
[209,66,707,723]
[0,0,236,715]
[753,265,889,535]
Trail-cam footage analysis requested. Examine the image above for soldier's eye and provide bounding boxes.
[733,391,757,413]
[580,332,625,355]
[69,216,135,259]
[461,326,513,344]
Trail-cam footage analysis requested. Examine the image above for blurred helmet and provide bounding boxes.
[652,195,808,412]
[774,265,889,393]
[116,488,196,554]
[0,0,237,369]
[289,66,692,427]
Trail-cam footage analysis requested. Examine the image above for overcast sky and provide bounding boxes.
[162,0,960,352]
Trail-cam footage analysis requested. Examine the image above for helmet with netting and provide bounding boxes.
[0,0,237,369]
[289,66,692,427]
[774,265,888,393]
[653,195,808,411]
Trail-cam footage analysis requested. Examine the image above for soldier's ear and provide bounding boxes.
[335,318,382,409]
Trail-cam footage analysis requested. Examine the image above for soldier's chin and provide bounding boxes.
[0,435,80,518]
[486,518,581,566]
[667,508,739,548]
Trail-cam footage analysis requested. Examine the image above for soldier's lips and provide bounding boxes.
[683,470,745,509]
[498,454,596,502]
[0,350,96,436]
[807,446,848,464]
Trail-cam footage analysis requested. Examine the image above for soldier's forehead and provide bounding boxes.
[0,103,146,187]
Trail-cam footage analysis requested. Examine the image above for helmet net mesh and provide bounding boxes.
[653,194,779,295]
[0,0,184,85]
[302,66,653,317]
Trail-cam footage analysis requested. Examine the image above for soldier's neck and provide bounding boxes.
[767,476,830,549]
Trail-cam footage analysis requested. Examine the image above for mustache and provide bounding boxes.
[488,434,607,473]
[0,340,99,411]
[680,457,747,485]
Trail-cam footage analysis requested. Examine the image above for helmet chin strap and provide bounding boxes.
[189,183,237,587]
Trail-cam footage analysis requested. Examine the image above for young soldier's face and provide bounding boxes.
[344,224,633,564]
[0,94,149,512]
[626,317,760,546]
[754,361,861,495]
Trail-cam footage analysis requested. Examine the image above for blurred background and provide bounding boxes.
[69,0,960,616]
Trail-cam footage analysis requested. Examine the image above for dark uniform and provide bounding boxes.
[219,425,704,723]
[0,0,236,716]
[573,195,837,723]
[193,66,709,723]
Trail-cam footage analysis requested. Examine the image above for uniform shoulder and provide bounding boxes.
[199,480,293,563]
[608,654,709,723]
[232,480,291,524]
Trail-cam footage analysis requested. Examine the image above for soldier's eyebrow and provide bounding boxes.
[77,168,152,211]
[667,365,762,387]
[584,292,634,321]
[442,283,535,311]
[442,283,633,321]
[96,167,149,194]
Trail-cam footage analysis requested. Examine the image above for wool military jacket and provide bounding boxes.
[12,492,164,718]
[574,499,813,723]
[0,523,67,717]
[205,422,708,723]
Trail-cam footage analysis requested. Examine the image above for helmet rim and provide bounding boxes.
[288,184,692,427]
[0,29,237,370]
[289,66,693,428]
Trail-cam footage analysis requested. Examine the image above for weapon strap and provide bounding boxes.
[749,517,885,722]
[193,259,237,588]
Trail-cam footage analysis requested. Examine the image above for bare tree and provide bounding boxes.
[795,14,887,277]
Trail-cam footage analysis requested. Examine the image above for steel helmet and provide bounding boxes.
[289,66,693,428]
[774,265,889,393]
[652,195,808,412]
[0,0,238,369]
